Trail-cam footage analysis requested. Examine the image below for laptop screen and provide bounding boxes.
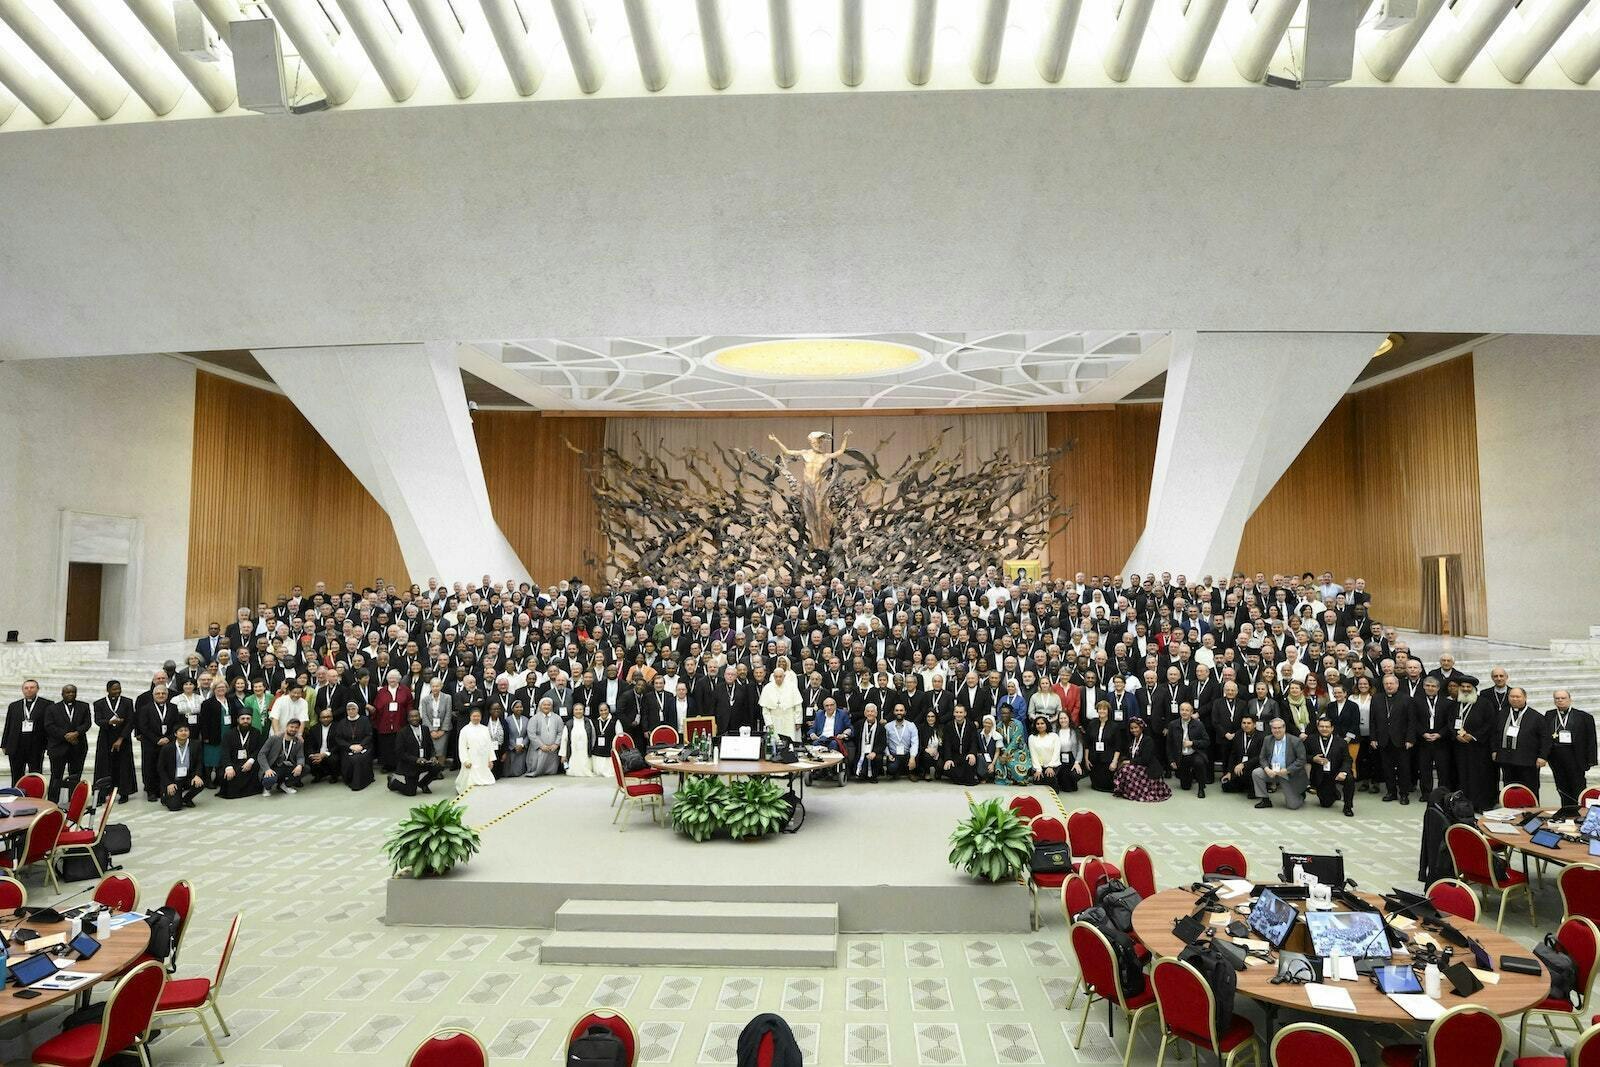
[1305,910,1392,960]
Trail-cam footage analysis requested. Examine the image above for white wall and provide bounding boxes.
[1475,336,1600,645]
[0,355,194,648]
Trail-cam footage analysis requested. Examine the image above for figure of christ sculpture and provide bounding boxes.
[768,431,852,552]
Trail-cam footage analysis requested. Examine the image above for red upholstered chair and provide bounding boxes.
[0,808,64,892]
[63,780,90,828]
[1519,916,1600,1056]
[1502,783,1539,809]
[610,751,663,831]
[1201,842,1249,880]
[1061,873,1094,922]
[1381,1004,1506,1067]
[1561,864,1600,926]
[30,958,165,1067]
[1150,956,1260,1067]
[613,735,660,780]
[1123,845,1157,899]
[162,879,196,971]
[1512,1020,1600,1067]
[568,1010,636,1065]
[1008,795,1044,822]
[154,913,241,1063]
[1069,923,1156,1067]
[57,792,117,878]
[15,773,45,799]
[1028,816,1069,930]
[408,1029,487,1067]
[1068,810,1118,876]
[93,872,140,913]
[684,716,716,742]
[0,875,24,909]
[1427,877,1482,923]
[649,725,679,746]
[1270,1023,1358,1067]
[1582,787,1600,807]
[1448,823,1534,929]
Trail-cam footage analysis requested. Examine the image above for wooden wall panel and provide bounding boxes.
[475,412,605,584]
[184,372,408,635]
[1046,406,1162,578]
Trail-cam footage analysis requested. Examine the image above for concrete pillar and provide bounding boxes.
[1124,332,1381,579]
[255,343,529,586]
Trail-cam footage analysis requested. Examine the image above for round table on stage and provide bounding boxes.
[1130,886,1549,1026]
[0,916,150,1024]
[644,749,846,833]
[1479,809,1594,871]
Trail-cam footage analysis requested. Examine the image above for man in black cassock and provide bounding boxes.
[92,681,138,804]
[45,684,90,806]
[157,723,207,811]
[390,709,442,796]
[1493,686,1550,798]
[304,708,342,784]
[1545,689,1595,810]
[3,679,50,786]
[217,708,263,799]
[331,702,376,791]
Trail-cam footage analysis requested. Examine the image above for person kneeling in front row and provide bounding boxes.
[1218,714,1264,794]
[259,718,306,795]
[1252,718,1307,810]
[1308,715,1355,817]
[157,723,206,811]
[941,705,981,786]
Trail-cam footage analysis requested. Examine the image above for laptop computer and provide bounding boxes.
[1305,910,1392,960]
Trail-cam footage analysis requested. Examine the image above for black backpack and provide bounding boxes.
[737,1013,804,1067]
[567,1025,628,1067]
[1078,905,1145,997]
[143,906,181,967]
[1094,878,1141,934]
[1179,941,1239,1032]
[1536,934,1579,1007]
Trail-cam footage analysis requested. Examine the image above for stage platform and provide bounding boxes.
[384,775,1032,935]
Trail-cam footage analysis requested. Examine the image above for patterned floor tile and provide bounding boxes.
[637,1021,684,1063]
[697,1021,743,1064]
[439,933,495,961]
[848,939,884,968]
[845,1022,892,1065]
[589,973,640,1008]
[915,1022,967,1065]
[336,1013,409,1054]
[397,969,452,1002]
[715,976,762,1011]
[329,967,396,1001]
[910,976,954,1011]
[379,932,438,960]
[262,1011,344,1052]
[905,939,944,968]
[500,934,544,962]
[525,973,577,1008]
[963,940,1005,967]
[651,975,702,1010]
[973,976,1021,1011]
[988,1022,1044,1064]
[1039,975,1079,1011]
[781,976,824,1011]
[261,965,334,999]
[486,1018,548,1059]
[846,976,886,1011]
[462,970,518,1005]
[1022,938,1065,966]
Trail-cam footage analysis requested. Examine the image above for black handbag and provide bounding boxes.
[618,748,646,773]
[1031,842,1071,874]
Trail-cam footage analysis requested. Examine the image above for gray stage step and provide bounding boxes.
[555,899,837,936]
[539,929,838,968]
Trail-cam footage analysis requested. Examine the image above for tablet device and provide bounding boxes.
[1465,936,1493,971]
[1521,814,1544,832]
[1580,806,1600,837]
[9,953,56,988]
[1373,964,1423,994]
[1444,962,1483,996]
[1530,828,1563,849]
[1587,838,1600,859]
[1248,888,1299,949]
[68,933,99,960]
[1305,910,1392,960]
[1172,914,1206,944]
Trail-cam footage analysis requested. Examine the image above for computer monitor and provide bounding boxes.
[1581,807,1600,838]
[1281,850,1345,886]
[1248,888,1298,949]
[1304,910,1392,961]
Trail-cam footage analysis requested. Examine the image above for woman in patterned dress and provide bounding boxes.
[992,703,1031,785]
[1113,717,1173,803]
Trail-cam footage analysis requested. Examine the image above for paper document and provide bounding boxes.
[108,912,146,930]
[1389,994,1445,1020]
[1482,808,1524,821]
[1322,956,1357,982]
[1483,822,1522,835]
[1305,983,1357,1012]
[32,970,98,991]
[1217,879,1253,899]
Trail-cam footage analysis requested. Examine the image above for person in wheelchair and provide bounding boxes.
[807,696,852,785]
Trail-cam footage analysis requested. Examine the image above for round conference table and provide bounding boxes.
[645,748,846,833]
[1479,809,1595,869]
[1130,886,1549,1026]
[0,915,149,1023]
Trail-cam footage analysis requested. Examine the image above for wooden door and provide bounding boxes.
[236,566,263,615]
[64,562,103,641]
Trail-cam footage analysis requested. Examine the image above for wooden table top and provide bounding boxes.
[0,916,148,1023]
[0,800,58,838]
[1130,886,1549,1024]
[646,750,845,776]
[1479,809,1596,866]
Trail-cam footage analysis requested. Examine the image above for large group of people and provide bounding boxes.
[2,566,1592,816]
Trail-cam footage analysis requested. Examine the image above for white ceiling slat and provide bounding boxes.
[1232,0,1299,81]
[0,0,127,119]
[1558,14,1600,81]
[1034,0,1079,82]
[122,0,234,111]
[334,0,421,101]
[479,0,543,96]
[906,0,936,84]
[695,0,731,88]
[970,0,1009,84]
[839,0,863,85]
[1360,0,1446,81]
[54,0,183,114]
[407,0,479,98]
[191,0,243,38]
[0,81,13,121]
[0,32,70,121]
[1492,0,1590,82]
[621,0,669,91]
[549,0,602,93]
[1102,0,1156,81]
[1426,0,1517,81]
[768,0,796,87]
[263,0,362,104]
[1168,0,1229,81]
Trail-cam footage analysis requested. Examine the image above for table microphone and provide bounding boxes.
[16,883,98,925]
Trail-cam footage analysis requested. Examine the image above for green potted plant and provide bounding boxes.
[719,776,790,840]
[669,775,730,842]
[947,797,1034,883]
[383,798,482,878]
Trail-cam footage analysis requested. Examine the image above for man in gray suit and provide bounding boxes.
[1253,717,1308,810]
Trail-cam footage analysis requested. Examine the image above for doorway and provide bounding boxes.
[1420,554,1465,635]
[236,566,263,615]
[64,562,103,641]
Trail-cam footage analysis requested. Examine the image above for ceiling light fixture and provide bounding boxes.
[708,338,928,379]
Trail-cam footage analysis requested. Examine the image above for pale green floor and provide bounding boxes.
[0,776,1580,1066]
